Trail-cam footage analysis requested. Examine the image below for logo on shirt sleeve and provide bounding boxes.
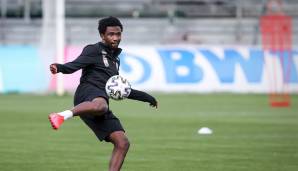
[115,62,119,70]
[102,50,109,67]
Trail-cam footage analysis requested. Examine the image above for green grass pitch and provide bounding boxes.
[0,93,297,171]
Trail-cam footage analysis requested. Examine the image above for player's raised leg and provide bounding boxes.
[108,131,130,171]
[49,97,108,130]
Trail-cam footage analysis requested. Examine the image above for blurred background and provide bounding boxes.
[0,0,297,95]
[0,1,298,171]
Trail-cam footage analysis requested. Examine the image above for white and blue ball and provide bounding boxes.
[105,75,131,100]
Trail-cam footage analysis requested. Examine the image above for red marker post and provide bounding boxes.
[260,1,292,107]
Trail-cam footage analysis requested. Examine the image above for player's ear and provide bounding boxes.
[100,33,105,40]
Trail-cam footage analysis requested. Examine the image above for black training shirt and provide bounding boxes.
[56,42,121,89]
[56,42,157,106]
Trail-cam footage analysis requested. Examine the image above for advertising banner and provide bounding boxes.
[0,45,297,93]
[62,45,298,93]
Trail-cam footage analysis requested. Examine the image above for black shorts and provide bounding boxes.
[74,83,125,142]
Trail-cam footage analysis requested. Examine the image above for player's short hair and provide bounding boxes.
[98,16,123,34]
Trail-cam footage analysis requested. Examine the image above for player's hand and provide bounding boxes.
[50,64,58,74]
[149,98,158,108]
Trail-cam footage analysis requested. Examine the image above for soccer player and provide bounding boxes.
[48,16,158,171]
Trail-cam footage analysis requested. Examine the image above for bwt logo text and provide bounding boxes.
[120,48,298,84]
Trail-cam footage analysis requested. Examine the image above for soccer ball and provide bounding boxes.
[105,75,131,100]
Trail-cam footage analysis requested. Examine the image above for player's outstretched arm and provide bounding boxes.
[49,45,98,74]
[128,89,158,108]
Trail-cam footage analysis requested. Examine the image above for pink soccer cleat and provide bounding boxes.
[48,113,64,130]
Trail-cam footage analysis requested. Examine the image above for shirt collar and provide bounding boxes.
[99,42,122,57]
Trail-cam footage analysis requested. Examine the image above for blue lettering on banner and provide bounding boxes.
[199,48,264,83]
[119,53,151,84]
[158,49,203,83]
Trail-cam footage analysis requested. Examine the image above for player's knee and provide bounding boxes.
[92,102,108,114]
[91,98,108,115]
[116,139,130,152]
